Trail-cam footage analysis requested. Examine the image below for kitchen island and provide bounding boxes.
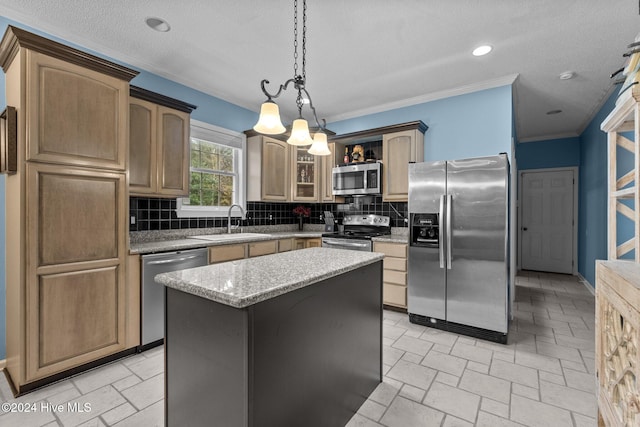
[155,247,384,427]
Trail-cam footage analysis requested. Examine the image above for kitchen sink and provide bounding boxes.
[188,233,269,242]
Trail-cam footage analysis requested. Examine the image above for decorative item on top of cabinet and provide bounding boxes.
[0,25,138,394]
[129,86,197,197]
[373,242,408,310]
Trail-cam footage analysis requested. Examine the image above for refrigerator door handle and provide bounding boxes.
[446,194,452,269]
[439,194,445,268]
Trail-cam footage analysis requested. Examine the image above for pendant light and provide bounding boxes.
[252,0,330,155]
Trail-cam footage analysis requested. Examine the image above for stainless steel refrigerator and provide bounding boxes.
[408,154,510,343]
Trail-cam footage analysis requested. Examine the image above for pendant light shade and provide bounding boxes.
[287,119,313,146]
[308,131,331,156]
[253,101,286,135]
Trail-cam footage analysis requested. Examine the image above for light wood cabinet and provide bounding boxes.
[382,129,424,201]
[129,87,195,197]
[278,238,294,252]
[1,25,137,393]
[374,242,408,309]
[209,244,247,264]
[248,240,278,257]
[25,51,129,171]
[263,137,291,200]
[291,145,319,201]
[294,237,322,249]
[321,142,344,202]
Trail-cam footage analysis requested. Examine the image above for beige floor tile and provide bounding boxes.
[357,399,386,421]
[466,361,489,374]
[489,359,538,388]
[368,381,400,407]
[459,370,511,403]
[345,413,384,427]
[0,406,57,427]
[71,363,131,395]
[383,325,406,340]
[451,342,493,365]
[510,394,573,427]
[443,415,474,427]
[123,353,163,381]
[101,402,137,425]
[386,360,437,391]
[423,381,480,422]
[399,384,425,402]
[480,397,509,418]
[379,396,445,427]
[563,369,597,393]
[434,371,460,387]
[120,374,164,411]
[540,380,597,417]
[56,385,126,426]
[421,350,467,377]
[383,346,404,366]
[511,383,539,400]
[393,335,433,356]
[476,411,524,427]
[112,400,163,427]
[514,350,563,375]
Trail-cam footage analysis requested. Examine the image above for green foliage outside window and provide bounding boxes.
[188,138,236,207]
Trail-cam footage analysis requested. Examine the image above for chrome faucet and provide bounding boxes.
[227,204,245,234]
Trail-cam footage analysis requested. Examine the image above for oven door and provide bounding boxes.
[322,237,372,252]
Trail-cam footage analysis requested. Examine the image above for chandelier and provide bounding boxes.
[252,0,330,156]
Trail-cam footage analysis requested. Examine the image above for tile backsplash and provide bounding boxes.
[129,196,408,232]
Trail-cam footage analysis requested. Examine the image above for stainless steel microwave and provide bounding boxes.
[332,162,382,196]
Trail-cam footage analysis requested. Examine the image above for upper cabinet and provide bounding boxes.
[262,136,291,201]
[25,51,130,171]
[331,121,428,202]
[291,145,319,201]
[382,129,424,201]
[129,86,196,198]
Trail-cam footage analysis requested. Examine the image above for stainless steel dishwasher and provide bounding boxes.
[141,248,208,350]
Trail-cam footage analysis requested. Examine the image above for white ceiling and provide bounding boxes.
[1,0,638,142]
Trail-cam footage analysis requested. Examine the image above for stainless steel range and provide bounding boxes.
[321,214,391,252]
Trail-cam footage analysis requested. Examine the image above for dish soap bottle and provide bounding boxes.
[343,147,349,164]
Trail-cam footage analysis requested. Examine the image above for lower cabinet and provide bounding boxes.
[373,242,408,309]
[278,238,293,252]
[209,244,247,264]
[248,241,278,257]
[294,237,322,250]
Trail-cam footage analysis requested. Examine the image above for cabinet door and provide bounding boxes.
[292,146,319,201]
[157,106,190,196]
[262,137,290,200]
[382,130,424,201]
[26,51,128,170]
[305,238,322,248]
[321,142,338,202]
[129,98,157,194]
[26,163,127,381]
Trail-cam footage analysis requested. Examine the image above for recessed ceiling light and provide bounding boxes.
[559,71,575,80]
[546,109,563,115]
[472,45,492,56]
[146,17,171,32]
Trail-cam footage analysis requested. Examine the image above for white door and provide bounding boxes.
[521,169,575,274]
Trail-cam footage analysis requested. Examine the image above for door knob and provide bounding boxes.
[522,227,528,231]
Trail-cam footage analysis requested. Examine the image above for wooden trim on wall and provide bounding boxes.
[130,86,197,113]
[0,26,138,81]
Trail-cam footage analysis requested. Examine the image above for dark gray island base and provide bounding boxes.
[156,248,384,427]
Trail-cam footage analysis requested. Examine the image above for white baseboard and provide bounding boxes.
[576,272,595,296]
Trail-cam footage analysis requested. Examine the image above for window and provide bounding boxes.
[176,120,245,218]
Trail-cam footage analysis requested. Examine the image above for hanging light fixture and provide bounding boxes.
[252,0,330,155]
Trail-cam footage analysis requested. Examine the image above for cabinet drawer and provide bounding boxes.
[278,238,293,252]
[374,242,407,258]
[384,257,406,272]
[384,283,407,308]
[384,269,406,286]
[209,244,246,264]
[249,240,278,257]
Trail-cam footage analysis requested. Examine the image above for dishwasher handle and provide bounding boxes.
[145,254,204,265]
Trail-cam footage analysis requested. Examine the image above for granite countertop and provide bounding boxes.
[155,247,384,308]
[129,231,324,254]
[372,234,409,244]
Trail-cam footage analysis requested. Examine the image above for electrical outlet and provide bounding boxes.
[130,215,136,225]
[269,214,273,221]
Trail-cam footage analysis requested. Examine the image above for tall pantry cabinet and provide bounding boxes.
[0,26,138,393]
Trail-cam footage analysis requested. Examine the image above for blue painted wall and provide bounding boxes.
[328,85,514,162]
[516,137,580,170]
[578,92,617,287]
[0,16,259,359]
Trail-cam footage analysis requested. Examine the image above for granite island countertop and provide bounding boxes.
[154,247,384,308]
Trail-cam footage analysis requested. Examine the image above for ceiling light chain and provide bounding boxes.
[253,0,331,155]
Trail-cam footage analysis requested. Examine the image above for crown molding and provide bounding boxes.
[325,74,520,124]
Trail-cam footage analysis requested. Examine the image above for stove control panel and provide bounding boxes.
[343,214,390,227]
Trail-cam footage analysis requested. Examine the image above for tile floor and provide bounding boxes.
[0,271,596,427]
